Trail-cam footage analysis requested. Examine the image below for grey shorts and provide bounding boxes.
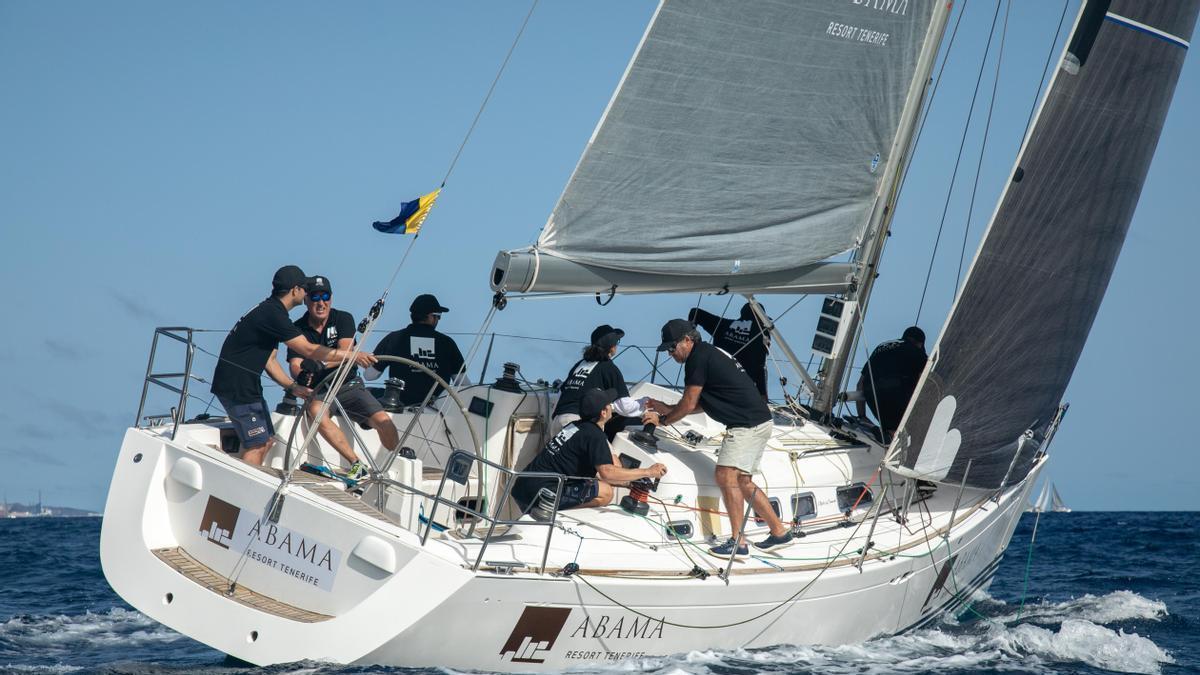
[314,378,384,424]
[716,421,773,473]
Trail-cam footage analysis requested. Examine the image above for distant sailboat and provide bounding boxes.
[1027,482,1070,513]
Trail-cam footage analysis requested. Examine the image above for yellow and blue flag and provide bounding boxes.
[372,188,441,234]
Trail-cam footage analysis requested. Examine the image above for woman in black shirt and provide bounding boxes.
[551,324,631,438]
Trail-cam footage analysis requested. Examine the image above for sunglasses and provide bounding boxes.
[307,292,331,302]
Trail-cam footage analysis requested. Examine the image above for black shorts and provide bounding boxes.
[218,397,275,449]
[513,477,599,513]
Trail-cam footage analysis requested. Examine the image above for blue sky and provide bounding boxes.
[0,1,1195,511]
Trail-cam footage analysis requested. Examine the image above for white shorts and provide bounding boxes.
[549,413,581,439]
[716,421,773,473]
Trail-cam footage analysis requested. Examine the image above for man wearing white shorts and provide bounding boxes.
[645,319,793,556]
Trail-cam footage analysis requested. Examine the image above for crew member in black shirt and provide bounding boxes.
[688,301,770,398]
[513,388,666,516]
[366,294,465,406]
[550,324,631,437]
[857,326,927,441]
[645,319,792,555]
[285,275,400,481]
[210,265,377,466]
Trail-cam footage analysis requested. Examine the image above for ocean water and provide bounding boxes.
[0,512,1195,675]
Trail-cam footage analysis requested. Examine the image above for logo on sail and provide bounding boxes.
[499,606,572,664]
[849,0,909,15]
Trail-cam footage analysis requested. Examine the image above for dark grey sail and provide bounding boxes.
[890,0,1197,488]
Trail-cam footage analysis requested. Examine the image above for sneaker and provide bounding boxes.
[709,539,748,556]
[754,530,794,551]
[345,461,369,482]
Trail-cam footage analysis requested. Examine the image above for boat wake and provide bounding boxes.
[0,607,204,673]
[555,590,1174,675]
[0,590,1174,674]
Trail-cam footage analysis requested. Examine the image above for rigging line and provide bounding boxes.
[1022,0,1071,144]
[914,0,1005,325]
[366,1,537,344]
[439,0,539,187]
[1017,502,1044,620]
[895,0,970,204]
[954,0,1011,296]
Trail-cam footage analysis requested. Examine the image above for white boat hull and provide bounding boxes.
[101,383,1039,671]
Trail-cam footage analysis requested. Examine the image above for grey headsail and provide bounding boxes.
[889,0,1197,489]
[493,0,948,295]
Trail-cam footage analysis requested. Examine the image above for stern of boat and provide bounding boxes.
[100,426,473,666]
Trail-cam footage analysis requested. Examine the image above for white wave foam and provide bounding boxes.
[0,607,184,650]
[997,590,1168,626]
[991,619,1174,675]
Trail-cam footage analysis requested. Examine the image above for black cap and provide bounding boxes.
[272,265,314,292]
[590,324,625,349]
[903,326,926,344]
[410,294,450,315]
[657,319,695,351]
[306,275,332,295]
[580,387,619,421]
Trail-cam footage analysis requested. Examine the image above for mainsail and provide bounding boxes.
[890,0,1198,489]
[493,0,948,295]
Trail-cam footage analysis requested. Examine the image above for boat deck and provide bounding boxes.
[152,547,332,623]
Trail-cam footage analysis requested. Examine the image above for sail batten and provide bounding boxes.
[890,0,1199,489]
[494,0,945,294]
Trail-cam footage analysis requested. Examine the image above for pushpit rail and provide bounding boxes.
[135,327,200,440]
[367,449,565,575]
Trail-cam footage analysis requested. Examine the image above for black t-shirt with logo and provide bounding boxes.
[374,323,465,405]
[552,359,630,417]
[690,308,769,395]
[861,339,927,429]
[683,341,772,428]
[211,297,303,405]
[285,308,357,388]
[515,421,612,504]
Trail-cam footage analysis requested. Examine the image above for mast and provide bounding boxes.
[812,1,955,414]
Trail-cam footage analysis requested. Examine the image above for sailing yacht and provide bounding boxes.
[1028,482,1071,513]
[100,1,1193,670]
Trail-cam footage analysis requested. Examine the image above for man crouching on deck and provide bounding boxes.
[513,388,666,518]
[644,319,792,556]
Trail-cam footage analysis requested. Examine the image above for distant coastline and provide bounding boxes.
[1,502,100,518]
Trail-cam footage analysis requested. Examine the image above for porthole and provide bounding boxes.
[837,482,874,512]
[791,492,816,523]
[754,497,782,524]
[664,520,693,540]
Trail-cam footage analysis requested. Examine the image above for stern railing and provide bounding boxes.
[135,327,201,440]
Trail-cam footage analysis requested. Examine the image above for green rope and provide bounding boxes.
[1017,507,1043,620]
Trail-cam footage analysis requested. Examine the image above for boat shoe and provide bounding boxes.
[754,531,794,551]
[709,538,749,556]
